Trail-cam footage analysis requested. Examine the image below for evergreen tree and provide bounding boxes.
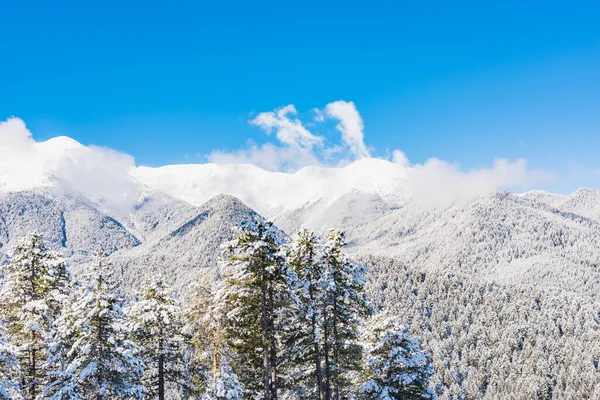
[282,228,325,399]
[45,252,145,400]
[128,277,185,400]
[358,314,434,400]
[201,358,244,400]
[183,270,226,397]
[46,256,73,320]
[0,233,68,400]
[0,320,21,400]
[320,229,371,400]
[219,217,292,400]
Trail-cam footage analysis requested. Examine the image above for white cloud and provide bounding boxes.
[324,100,370,158]
[407,157,553,207]
[391,149,410,167]
[209,101,373,171]
[208,140,321,172]
[201,101,553,207]
[208,105,329,171]
[0,118,140,213]
[0,118,36,158]
[250,105,323,149]
[0,110,556,214]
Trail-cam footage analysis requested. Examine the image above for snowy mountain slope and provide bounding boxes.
[0,190,140,261]
[555,188,600,221]
[1,185,599,295]
[105,194,258,294]
[522,188,600,221]
[338,191,600,292]
[0,189,259,293]
[127,191,200,243]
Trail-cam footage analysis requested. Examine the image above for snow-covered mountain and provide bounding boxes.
[2,130,600,292]
[133,157,411,218]
[1,123,411,221]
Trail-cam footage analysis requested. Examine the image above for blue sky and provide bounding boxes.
[1,1,599,192]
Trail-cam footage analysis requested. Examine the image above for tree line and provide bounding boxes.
[0,217,434,399]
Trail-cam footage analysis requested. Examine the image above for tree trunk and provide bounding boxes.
[332,298,340,400]
[269,285,277,400]
[159,334,165,400]
[310,284,323,400]
[29,256,37,400]
[323,309,331,400]
[29,345,36,400]
[213,327,218,384]
[158,352,165,400]
[262,267,271,400]
[97,320,104,400]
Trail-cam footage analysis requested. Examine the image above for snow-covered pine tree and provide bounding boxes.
[282,228,324,399]
[0,232,69,400]
[219,216,292,400]
[46,255,73,320]
[128,277,185,400]
[183,269,228,397]
[0,320,21,400]
[358,314,434,400]
[320,229,371,400]
[201,358,244,400]
[45,251,145,400]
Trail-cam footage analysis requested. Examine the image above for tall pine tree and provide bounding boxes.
[45,251,145,400]
[218,217,293,400]
[128,277,186,400]
[321,229,371,400]
[283,228,325,399]
[0,233,69,400]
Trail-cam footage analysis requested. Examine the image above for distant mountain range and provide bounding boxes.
[1,135,599,294]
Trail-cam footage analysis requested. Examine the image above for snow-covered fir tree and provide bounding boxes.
[218,216,293,400]
[320,229,371,400]
[0,233,69,400]
[0,320,21,400]
[201,358,244,400]
[358,314,434,400]
[128,277,185,400]
[45,251,145,400]
[281,228,325,399]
